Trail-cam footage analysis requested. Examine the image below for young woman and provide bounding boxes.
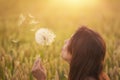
[31,26,110,80]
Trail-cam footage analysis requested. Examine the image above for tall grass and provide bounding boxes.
[0,14,120,80]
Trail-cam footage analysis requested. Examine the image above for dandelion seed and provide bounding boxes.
[18,14,25,26]
[11,39,19,43]
[28,13,34,18]
[29,19,39,25]
[35,28,56,46]
[30,28,37,32]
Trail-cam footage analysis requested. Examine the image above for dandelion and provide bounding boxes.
[35,28,56,46]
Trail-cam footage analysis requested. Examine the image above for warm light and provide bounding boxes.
[46,0,102,16]
[51,0,100,7]
[64,0,82,5]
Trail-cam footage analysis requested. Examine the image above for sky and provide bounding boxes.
[0,0,119,17]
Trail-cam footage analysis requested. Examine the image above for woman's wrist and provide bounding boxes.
[37,77,46,80]
[32,57,46,80]
[37,76,46,80]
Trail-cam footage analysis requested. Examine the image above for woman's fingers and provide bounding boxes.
[35,57,41,65]
[32,69,44,79]
[32,57,41,72]
[31,57,46,80]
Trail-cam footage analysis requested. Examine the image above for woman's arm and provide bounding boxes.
[31,57,46,80]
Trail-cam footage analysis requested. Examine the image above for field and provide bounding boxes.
[0,0,120,80]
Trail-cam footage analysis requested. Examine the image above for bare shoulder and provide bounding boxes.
[84,77,96,80]
[101,72,110,80]
[84,72,110,80]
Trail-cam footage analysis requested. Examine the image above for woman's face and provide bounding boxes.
[61,39,72,63]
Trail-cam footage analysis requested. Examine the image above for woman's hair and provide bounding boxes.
[67,26,106,80]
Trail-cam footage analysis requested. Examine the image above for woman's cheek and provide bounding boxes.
[62,51,68,60]
[61,40,71,62]
[61,49,72,63]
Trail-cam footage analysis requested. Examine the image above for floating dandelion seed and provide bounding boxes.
[29,19,39,25]
[30,28,37,32]
[18,14,25,26]
[35,28,56,46]
[11,39,19,44]
[28,13,34,18]
[28,13,39,25]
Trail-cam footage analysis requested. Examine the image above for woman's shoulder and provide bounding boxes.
[100,72,110,80]
[84,77,96,80]
[84,72,110,80]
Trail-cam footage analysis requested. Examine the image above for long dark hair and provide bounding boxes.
[68,26,106,80]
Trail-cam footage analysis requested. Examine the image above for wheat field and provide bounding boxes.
[0,0,120,80]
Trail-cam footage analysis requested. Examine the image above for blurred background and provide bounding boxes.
[0,0,120,80]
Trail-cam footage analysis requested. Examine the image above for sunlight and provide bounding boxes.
[47,0,102,15]
[66,0,99,5]
[51,0,101,7]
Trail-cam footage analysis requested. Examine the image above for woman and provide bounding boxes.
[31,26,110,80]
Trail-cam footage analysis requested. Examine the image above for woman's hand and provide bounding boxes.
[31,57,46,80]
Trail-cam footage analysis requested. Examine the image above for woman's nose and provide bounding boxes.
[64,40,67,43]
[64,39,69,44]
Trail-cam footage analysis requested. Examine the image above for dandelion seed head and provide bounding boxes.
[35,28,56,46]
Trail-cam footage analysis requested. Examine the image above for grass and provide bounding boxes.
[0,13,120,80]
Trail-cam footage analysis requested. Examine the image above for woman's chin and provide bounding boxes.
[61,55,70,63]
